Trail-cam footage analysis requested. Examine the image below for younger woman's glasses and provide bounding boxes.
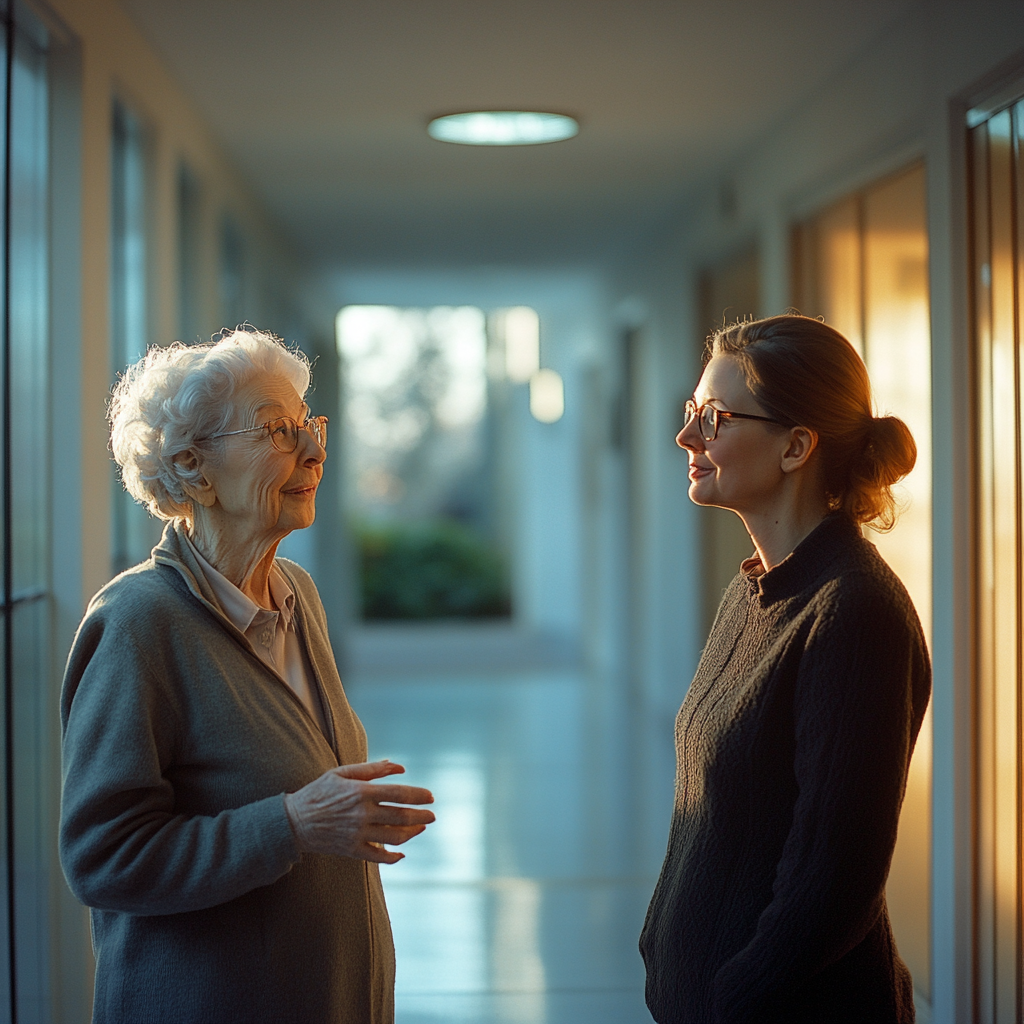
[207,415,328,453]
[683,400,784,442]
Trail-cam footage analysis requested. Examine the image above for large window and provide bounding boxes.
[337,305,521,621]
[792,162,933,1005]
[969,95,1024,1024]
[110,99,159,574]
[0,4,54,1019]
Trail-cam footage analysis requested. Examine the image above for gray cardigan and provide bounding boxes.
[640,514,930,1023]
[59,522,394,1024]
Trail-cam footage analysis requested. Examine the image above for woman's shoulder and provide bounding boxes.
[82,560,198,636]
[808,537,925,648]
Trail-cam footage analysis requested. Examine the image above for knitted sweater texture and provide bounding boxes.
[59,523,394,1024]
[640,514,930,1024]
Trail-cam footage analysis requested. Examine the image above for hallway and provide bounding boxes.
[348,668,670,1024]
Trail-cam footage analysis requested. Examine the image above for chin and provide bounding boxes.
[688,482,719,507]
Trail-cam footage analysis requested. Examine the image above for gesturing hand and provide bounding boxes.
[284,760,435,864]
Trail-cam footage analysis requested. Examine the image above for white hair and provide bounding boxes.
[109,327,312,521]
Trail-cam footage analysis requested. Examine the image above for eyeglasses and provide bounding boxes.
[683,400,784,442]
[206,415,328,453]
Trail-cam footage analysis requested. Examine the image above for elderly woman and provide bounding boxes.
[59,328,434,1024]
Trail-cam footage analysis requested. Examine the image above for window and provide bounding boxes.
[969,95,1024,1024]
[0,4,55,1018]
[793,162,932,1004]
[337,305,513,620]
[110,100,159,574]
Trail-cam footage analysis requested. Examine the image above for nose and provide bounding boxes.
[300,429,327,465]
[676,417,704,452]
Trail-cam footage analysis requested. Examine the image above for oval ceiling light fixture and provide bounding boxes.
[427,111,579,146]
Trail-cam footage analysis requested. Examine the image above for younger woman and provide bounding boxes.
[640,314,930,1023]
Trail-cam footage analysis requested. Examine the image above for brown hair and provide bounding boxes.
[708,314,916,530]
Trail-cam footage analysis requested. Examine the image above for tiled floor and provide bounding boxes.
[347,671,664,1024]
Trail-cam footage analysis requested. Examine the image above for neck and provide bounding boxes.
[737,488,829,571]
[187,512,282,608]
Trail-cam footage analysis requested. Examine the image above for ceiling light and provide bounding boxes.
[428,111,579,146]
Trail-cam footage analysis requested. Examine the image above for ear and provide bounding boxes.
[172,449,218,508]
[779,426,819,474]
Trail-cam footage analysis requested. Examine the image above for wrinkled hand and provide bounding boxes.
[284,760,435,864]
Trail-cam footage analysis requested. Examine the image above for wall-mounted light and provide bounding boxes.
[428,111,579,146]
[530,369,564,423]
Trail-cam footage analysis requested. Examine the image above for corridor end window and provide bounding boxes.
[792,162,932,1004]
[337,305,512,621]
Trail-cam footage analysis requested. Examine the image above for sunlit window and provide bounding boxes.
[336,305,512,620]
[792,162,932,1002]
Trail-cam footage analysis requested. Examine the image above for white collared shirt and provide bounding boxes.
[184,534,329,737]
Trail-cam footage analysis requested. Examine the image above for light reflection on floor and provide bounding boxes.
[347,671,659,1024]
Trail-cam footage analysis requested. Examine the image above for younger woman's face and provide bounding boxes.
[676,354,792,514]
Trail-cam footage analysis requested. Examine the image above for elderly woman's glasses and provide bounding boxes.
[208,415,328,453]
[683,400,783,442]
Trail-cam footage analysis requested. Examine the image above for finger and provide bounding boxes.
[367,784,434,805]
[333,760,406,782]
[363,824,427,846]
[359,842,404,865]
[368,805,436,826]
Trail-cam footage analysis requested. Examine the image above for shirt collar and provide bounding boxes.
[182,532,295,634]
[744,513,862,604]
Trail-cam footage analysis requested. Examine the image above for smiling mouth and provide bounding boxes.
[283,484,318,495]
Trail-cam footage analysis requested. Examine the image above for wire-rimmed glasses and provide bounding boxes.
[207,415,328,453]
[683,400,784,442]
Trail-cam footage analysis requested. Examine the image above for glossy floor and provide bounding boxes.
[347,670,672,1024]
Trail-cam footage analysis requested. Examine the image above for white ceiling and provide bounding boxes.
[119,0,913,267]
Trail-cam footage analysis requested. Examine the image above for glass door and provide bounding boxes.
[969,92,1024,1024]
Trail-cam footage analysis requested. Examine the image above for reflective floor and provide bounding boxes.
[347,670,666,1024]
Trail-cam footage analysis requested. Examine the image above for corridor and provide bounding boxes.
[348,669,670,1024]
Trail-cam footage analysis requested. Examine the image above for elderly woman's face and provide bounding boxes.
[201,375,325,540]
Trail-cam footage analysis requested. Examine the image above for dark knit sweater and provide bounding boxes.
[640,513,930,1024]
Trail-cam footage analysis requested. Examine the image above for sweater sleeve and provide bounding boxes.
[59,609,302,916]
[710,575,928,1021]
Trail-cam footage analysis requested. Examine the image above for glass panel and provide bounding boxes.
[337,305,512,620]
[984,108,1021,1024]
[11,597,46,1019]
[8,30,46,595]
[797,195,863,354]
[793,163,933,1003]
[1015,99,1024,1024]
[861,162,933,1001]
[0,608,8,1022]
[972,117,999,1024]
[110,101,160,574]
[8,18,50,1021]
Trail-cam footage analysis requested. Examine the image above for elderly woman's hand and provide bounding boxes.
[284,760,435,864]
